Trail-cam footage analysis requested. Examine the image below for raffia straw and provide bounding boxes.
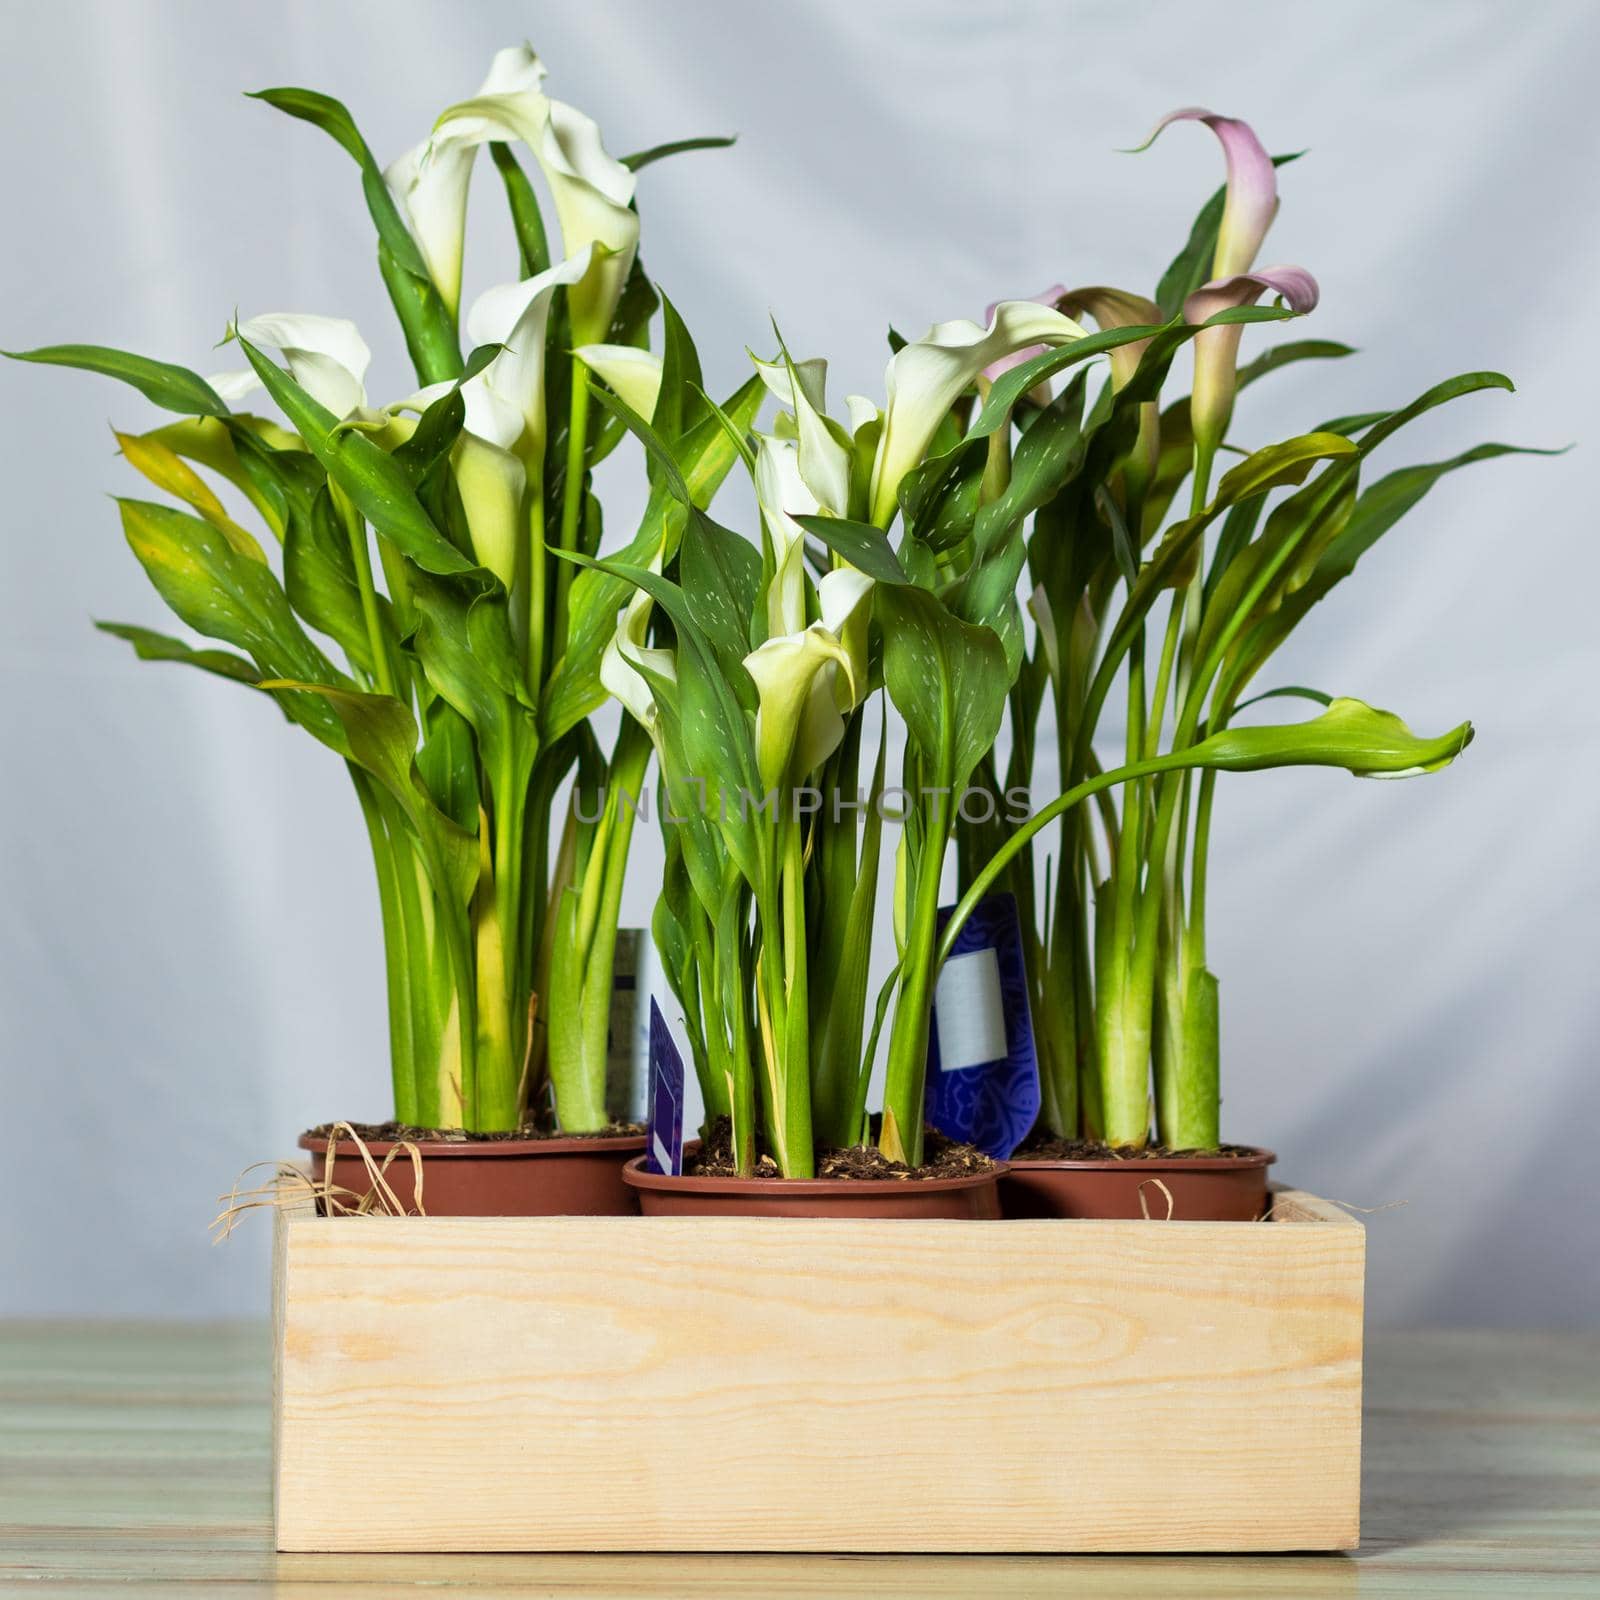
[322,1121,426,1218]
[210,1124,428,1242]
[1269,1191,1409,1223]
[1137,1176,1176,1221]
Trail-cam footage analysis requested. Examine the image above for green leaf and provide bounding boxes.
[238,337,473,575]
[792,514,908,585]
[877,584,1010,793]
[489,142,550,278]
[416,697,480,832]
[1222,440,1559,699]
[654,295,707,445]
[6,344,228,417]
[116,498,346,745]
[681,511,761,679]
[544,374,765,742]
[410,570,533,782]
[283,487,389,675]
[249,87,460,382]
[1353,371,1515,457]
[1235,338,1356,389]
[562,551,763,857]
[1211,429,1359,506]
[95,620,272,692]
[620,134,737,171]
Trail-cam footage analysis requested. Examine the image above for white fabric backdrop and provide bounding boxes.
[2,0,1595,1326]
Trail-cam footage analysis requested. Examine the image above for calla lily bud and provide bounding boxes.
[1135,107,1279,279]
[575,344,664,423]
[870,300,1085,527]
[1186,266,1320,462]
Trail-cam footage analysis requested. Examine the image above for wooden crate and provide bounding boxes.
[272,1187,1363,1553]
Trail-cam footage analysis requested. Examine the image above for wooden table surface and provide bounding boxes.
[1,1323,1595,1597]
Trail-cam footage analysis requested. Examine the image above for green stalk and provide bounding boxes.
[492,745,527,1101]
[332,484,395,698]
[352,771,417,1123]
[880,782,953,1168]
[783,809,815,1172]
[1097,623,1151,1147]
[524,480,548,698]
[563,725,652,1131]
[552,360,590,652]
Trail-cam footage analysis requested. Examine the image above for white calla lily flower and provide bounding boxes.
[753,436,817,637]
[434,54,638,345]
[751,350,852,516]
[845,394,881,436]
[751,353,827,412]
[869,300,1086,526]
[817,566,873,710]
[465,244,596,463]
[744,624,855,789]
[210,312,377,423]
[574,343,664,422]
[538,99,639,343]
[384,46,549,319]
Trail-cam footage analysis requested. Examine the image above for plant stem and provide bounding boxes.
[552,360,590,655]
[352,771,417,1123]
[880,783,952,1168]
[525,481,547,698]
[334,485,395,699]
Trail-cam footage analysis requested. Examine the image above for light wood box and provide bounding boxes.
[271,1187,1363,1553]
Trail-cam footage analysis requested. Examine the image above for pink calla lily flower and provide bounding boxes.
[1186,265,1321,465]
[1136,107,1278,279]
[1184,265,1319,325]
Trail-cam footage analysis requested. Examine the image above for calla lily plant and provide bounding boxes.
[9,44,742,1135]
[951,106,1552,1152]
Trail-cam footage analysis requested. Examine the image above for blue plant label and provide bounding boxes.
[646,998,685,1176]
[925,892,1040,1159]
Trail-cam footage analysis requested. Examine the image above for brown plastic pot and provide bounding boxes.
[622,1154,1005,1219]
[999,1146,1276,1221]
[298,1131,646,1217]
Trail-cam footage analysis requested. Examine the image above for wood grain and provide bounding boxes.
[4,1322,1598,1593]
[272,1190,1363,1552]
